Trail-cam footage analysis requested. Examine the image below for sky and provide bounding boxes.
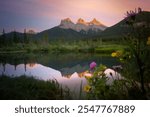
[0,0,150,33]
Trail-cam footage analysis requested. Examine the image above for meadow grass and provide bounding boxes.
[0,75,72,100]
[0,40,127,54]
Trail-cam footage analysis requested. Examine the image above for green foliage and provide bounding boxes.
[85,64,149,99]
[109,9,150,97]
[121,9,150,94]
[0,29,6,47]
[23,29,29,44]
[0,75,72,100]
[83,9,150,100]
[13,31,20,43]
[0,37,127,54]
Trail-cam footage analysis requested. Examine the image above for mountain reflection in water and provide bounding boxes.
[0,63,87,93]
[0,53,119,96]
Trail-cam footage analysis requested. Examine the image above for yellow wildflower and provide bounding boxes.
[116,51,123,57]
[111,51,123,57]
[84,85,91,92]
[147,37,150,45]
[111,52,117,57]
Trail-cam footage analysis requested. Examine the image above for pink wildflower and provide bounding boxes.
[90,61,97,70]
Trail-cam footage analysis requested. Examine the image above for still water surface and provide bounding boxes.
[0,53,118,93]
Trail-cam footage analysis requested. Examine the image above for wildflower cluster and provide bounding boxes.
[83,62,133,99]
[111,50,131,62]
[83,62,109,98]
[121,8,150,95]
[84,8,150,99]
[111,50,123,58]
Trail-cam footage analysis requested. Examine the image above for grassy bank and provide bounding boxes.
[0,75,71,100]
[0,40,127,54]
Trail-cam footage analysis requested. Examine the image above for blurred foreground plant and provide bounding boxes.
[84,64,138,99]
[123,8,150,94]
[112,8,150,96]
[84,8,150,99]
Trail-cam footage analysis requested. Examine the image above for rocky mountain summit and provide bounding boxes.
[59,18,107,32]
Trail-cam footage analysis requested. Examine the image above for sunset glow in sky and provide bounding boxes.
[0,0,150,32]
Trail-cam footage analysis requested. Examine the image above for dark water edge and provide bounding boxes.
[0,52,118,70]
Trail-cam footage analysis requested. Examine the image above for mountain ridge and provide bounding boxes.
[1,11,150,41]
[100,11,150,39]
[59,18,107,32]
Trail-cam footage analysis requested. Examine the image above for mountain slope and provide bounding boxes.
[36,18,108,40]
[100,11,150,39]
[2,11,149,41]
[36,26,86,40]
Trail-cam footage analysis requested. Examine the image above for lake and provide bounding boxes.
[0,52,118,96]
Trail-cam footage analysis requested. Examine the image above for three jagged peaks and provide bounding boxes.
[61,18,103,25]
[59,18,107,32]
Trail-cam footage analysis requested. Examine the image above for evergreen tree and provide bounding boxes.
[23,29,28,44]
[42,33,49,45]
[8,35,13,46]
[13,30,19,43]
[2,29,6,39]
[0,34,2,47]
[0,29,6,47]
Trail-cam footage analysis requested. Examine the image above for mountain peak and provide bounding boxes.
[89,18,101,25]
[59,18,74,29]
[77,18,87,25]
[61,18,73,23]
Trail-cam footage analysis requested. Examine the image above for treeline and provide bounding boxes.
[0,28,124,54]
[0,29,31,47]
[0,29,52,48]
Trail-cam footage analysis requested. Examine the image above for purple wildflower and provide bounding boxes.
[124,10,137,20]
[124,7,142,22]
[90,61,97,70]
